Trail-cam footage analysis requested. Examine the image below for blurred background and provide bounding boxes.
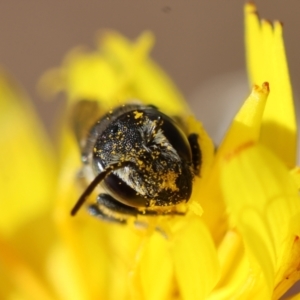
[0,0,299,142]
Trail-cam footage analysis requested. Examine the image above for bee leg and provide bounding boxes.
[87,203,126,224]
[188,133,202,176]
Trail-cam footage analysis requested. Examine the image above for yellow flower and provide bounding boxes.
[1,2,300,300]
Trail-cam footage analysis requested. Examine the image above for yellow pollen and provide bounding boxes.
[137,159,144,165]
[133,111,143,119]
[149,199,156,207]
[159,171,179,192]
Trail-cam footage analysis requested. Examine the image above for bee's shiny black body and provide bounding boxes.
[71,101,201,223]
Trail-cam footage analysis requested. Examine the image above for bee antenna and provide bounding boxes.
[70,162,128,216]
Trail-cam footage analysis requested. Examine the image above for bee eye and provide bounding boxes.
[145,110,192,163]
[103,172,148,207]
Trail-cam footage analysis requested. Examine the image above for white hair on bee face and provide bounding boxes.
[138,117,180,161]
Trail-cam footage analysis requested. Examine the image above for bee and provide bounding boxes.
[70,100,201,224]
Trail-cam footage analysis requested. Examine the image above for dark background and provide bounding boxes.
[0,0,299,141]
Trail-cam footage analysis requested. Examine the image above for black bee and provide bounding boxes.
[70,100,201,223]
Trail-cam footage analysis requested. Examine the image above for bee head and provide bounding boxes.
[71,104,197,216]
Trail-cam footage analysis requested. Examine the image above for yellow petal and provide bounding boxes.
[0,70,56,235]
[130,58,189,116]
[170,217,220,300]
[218,83,269,157]
[135,231,173,300]
[39,31,188,116]
[273,234,300,299]
[195,162,227,245]
[290,167,300,190]
[221,142,300,298]
[196,84,268,244]
[207,230,250,299]
[245,3,297,167]
[39,31,154,104]
[47,222,143,300]
[0,234,54,300]
[245,3,262,86]
[184,115,215,224]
